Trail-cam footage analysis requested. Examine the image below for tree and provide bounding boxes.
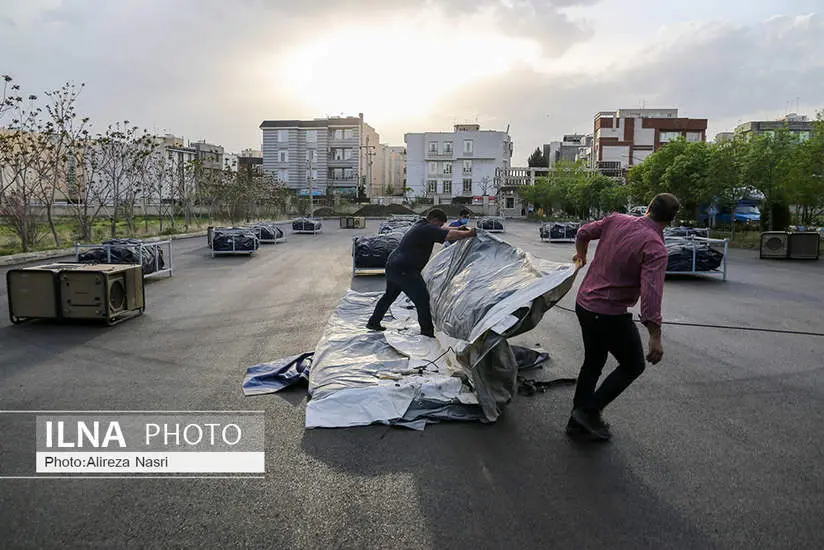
[527,147,546,168]
[785,112,824,225]
[740,129,796,230]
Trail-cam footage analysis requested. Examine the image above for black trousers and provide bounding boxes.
[368,263,434,335]
[573,302,646,412]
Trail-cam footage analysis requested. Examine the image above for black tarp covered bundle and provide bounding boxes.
[252,223,284,242]
[212,228,259,252]
[78,239,165,274]
[353,233,403,268]
[292,218,322,231]
[666,240,724,272]
[378,217,418,235]
[540,222,580,240]
[665,226,709,238]
[477,217,504,231]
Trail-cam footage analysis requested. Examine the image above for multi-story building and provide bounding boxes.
[374,144,406,196]
[405,124,513,202]
[189,140,224,172]
[237,149,263,178]
[259,114,380,198]
[734,113,814,141]
[593,108,708,178]
[543,134,593,167]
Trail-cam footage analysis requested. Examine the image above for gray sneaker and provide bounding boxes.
[571,408,611,441]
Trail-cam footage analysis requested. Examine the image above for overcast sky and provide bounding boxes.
[1,0,822,162]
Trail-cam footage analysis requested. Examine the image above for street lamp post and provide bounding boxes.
[306,158,313,217]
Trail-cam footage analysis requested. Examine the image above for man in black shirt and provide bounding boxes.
[367,209,476,337]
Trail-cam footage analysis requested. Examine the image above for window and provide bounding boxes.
[428,162,438,174]
[277,168,289,182]
[659,131,680,143]
[463,160,472,174]
[343,168,353,179]
[332,148,343,161]
[798,131,810,142]
[463,179,472,194]
[279,150,288,163]
[427,180,437,194]
[442,180,452,194]
[506,197,515,209]
[428,141,439,154]
[686,132,702,143]
[307,150,317,162]
[306,129,317,143]
[278,129,288,143]
[334,129,343,140]
[444,141,453,154]
[463,139,473,154]
[332,168,343,180]
[344,148,353,160]
[443,162,452,175]
[311,168,318,180]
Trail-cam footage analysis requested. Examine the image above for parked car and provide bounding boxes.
[629,206,647,217]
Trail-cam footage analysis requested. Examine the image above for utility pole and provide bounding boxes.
[307,158,313,217]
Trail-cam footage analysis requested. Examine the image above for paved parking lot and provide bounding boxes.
[1,220,822,549]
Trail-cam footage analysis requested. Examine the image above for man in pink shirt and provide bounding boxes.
[567,193,680,441]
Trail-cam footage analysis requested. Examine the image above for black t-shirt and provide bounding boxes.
[388,219,450,271]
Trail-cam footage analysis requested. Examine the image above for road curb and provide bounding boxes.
[0,231,207,267]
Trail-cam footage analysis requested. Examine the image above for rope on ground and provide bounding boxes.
[554,304,824,337]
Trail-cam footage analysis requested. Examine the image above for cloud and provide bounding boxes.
[432,13,824,160]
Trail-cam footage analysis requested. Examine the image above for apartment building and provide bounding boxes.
[543,134,593,167]
[735,113,815,141]
[259,114,380,198]
[593,108,708,177]
[405,124,513,201]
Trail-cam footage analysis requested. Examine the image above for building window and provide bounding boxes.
[279,150,288,163]
[278,129,288,142]
[463,139,473,154]
[277,168,289,182]
[659,131,680,143]
[443,162,452,175]
[798,131,810,142]
[306,129,317,143]
[428,162,438,175]
[343,168,353,179]
[444,141,453,154]
[686,132,702,143]
[428,141,439,154]
[307,150,317,162]
[344,148,353,160]
[506,197,515,209]
[463,179,472,194]
[343,129,354,140]
[427,180,437,194]
[442,180,452,194]
[463,160,472,175]
[311,168,318,180]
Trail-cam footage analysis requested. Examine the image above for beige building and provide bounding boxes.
[373,144,406,197]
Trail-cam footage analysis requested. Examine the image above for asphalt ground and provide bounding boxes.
[0,220,822,549]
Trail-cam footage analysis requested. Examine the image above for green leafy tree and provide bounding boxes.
[527,147,546,168]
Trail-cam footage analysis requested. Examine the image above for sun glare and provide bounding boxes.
[277,17,538,123]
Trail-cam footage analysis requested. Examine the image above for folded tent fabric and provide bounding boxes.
[212,228,259,252]
[304,231,578,428]
[665,240,724,271]
[292,218,322,231]
[540,222,580,240]
[78,238,165,274]
[252,223,284,241]
[353,232,403,268]
[478,217,504,230]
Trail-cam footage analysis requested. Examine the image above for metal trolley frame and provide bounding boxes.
[540,224,578,243]
[477,216,505,233]
[664,236,729,280]
[254,224,288,244]
[211,231,259,257]
[74,239,173,279]
[292,218,323,235]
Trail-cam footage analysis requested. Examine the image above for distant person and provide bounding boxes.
[449,209,471,228]
[567,193,680,441]
[367,209,476,337]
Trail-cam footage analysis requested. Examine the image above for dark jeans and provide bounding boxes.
[368,263,434,334]
[573,302,646,412]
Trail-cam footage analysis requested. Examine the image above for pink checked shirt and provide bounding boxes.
[576,213,668,326]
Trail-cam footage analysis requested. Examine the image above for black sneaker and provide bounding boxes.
[420,331,435,338]
[571,408,611,441]
[565,416,587,437]
[366,322,386,331]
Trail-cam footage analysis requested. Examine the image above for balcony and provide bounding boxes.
[462,169,472,175]
[425,149,454,159]
[328,175,356,183]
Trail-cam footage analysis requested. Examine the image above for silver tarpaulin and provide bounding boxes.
[305,231,578,429]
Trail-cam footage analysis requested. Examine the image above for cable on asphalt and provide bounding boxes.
[553,304,824,337]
